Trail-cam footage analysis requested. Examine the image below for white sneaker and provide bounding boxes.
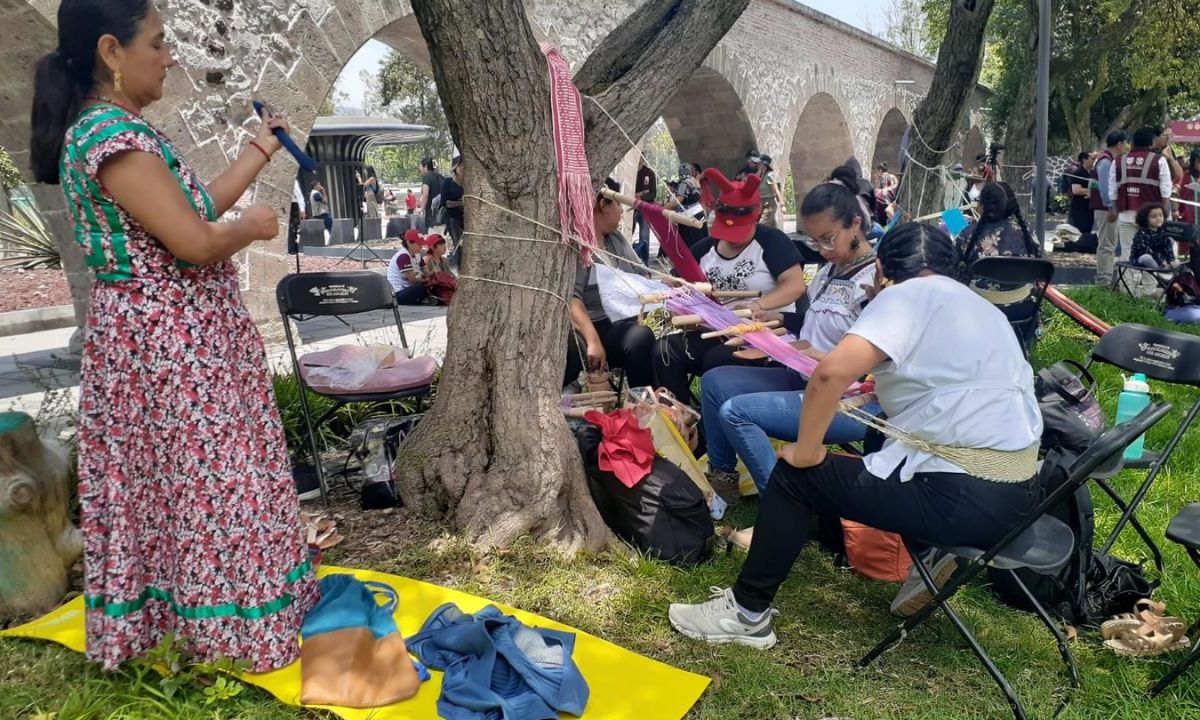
[889,550,961,618]
[668,587,778,648]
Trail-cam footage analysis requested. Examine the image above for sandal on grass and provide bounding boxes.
[1103,622,1190,657]
[727,527,754,551]
[1101,598,1187,640]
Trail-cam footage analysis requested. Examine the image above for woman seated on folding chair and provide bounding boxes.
[668,223,1044,649]
[700,166,882,535]
[957,182,1044,346]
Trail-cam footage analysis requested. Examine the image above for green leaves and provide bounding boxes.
[0,204,61,270]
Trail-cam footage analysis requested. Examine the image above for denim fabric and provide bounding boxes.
[407,603,589,720]
[701,365,878,491]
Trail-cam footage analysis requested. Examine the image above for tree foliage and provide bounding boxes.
[0,147,22,191]
[376,51,455,177]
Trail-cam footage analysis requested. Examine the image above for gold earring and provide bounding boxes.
[114,70,123,93]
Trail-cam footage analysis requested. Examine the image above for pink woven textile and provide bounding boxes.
[664,291,865,394]
[541,43,597,263]
[637,202,708,283]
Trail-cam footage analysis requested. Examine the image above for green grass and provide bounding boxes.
[5,287,1200,719]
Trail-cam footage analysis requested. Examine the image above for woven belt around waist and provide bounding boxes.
[838,398,1039,483]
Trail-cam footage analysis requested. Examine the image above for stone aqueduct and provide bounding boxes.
[4,0,988,328]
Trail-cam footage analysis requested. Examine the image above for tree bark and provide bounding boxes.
[575,0,751,185]
[896,0,995,219]
[394,0,747,551]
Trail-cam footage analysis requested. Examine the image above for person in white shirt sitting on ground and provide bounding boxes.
[667,222,1044,648]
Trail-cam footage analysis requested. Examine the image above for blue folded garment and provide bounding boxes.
[407,603,589,720]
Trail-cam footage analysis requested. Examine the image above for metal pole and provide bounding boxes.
[1034,0,1051,248]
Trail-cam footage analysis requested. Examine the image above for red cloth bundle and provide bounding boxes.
[583,408,656,488]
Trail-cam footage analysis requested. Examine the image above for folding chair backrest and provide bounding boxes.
[1090,323,1200,386]
[1011,403,1172,539]
[1163,221,1197,250]
[971,256,1056,289]
[277,271,396,318]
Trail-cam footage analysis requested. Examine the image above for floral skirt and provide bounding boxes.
[77,275,317,671]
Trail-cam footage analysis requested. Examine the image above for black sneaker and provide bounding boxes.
[292,459,322,502]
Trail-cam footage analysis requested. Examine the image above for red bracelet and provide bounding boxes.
[248,140,271,162]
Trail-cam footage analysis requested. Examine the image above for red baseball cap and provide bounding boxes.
[700,168,762,244]
[402,228,423,245]
[422,233,446,248]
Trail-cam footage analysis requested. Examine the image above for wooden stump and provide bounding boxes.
[0,412,81,619]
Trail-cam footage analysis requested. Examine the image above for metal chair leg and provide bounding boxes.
[1093,477,1165,580]
[858,548,986,667]
[1150,640,1200,696]
[896,550,1029,720]
[1008,570,1081,690]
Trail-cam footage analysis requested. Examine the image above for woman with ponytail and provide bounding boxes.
[30,0,316,671]
[699,165,882,545]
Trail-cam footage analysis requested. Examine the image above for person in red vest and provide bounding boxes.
[1109,127,1174,284]
[1092,131,1129,284]
[1177,150,1200,226]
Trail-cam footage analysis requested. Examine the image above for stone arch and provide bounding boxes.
[962,125,986,167]
[661,53,758,177]
[871,107,908,178]
[788,92,854,212]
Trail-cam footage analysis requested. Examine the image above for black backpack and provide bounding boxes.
[575,425,714,566]
[988,447,1151,627]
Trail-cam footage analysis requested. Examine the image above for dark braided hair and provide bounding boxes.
[957,181,1041,280]
[800,164,879,239]
[877,222,958,283]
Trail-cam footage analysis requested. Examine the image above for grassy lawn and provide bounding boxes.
[4,286,1200,719]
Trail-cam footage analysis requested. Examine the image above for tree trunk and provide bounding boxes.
[896,0,995,219]
[0,412,81,619]
[394,0,747,551]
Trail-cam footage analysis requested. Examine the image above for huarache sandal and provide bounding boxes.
[1104,623,1190,657]
[1101,598,1187,640]
[727,526,754,552]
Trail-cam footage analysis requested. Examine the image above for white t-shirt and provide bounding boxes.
[692,226,802,313]
[387,249,415,292]
[799,260,877,353]
[847,274,1042,481]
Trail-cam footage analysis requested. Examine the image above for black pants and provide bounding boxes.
[564,317,656,389]
[318,212,332,233]
[394,285,427,305]
[733,454,1043,612]
[652,331,767,403]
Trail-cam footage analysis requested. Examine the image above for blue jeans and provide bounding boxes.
[701,365,880,492]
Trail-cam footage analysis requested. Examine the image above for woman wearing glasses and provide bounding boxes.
[699,166,882,538]
[651,168,807,403]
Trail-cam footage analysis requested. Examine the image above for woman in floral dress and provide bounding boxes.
[29,0,317,671]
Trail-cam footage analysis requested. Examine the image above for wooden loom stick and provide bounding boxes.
[713,290,762,299]
[725,327,789,346]
[671,309,752,327]
[700,320,781,340]
[564,406,605,419]
[639,284,713,304]
[599,187,704,228]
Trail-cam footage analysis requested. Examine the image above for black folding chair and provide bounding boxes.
[1113,261,1178,303]
[858,403,1173,720]
[1151,502,1200,695]
[1084,323,1200,579]
[969,256,1055,356]
[277,271,433,502]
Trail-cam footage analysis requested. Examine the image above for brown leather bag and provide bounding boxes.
[300,628,421,708]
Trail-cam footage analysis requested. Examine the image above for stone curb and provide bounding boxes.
[0,305,75,337]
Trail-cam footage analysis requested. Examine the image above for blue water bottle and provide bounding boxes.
[1115,373,1151,460]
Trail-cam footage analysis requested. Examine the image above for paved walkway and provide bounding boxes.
[0,304,449,417]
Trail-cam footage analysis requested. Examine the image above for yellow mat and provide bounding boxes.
[0,565,709,719]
